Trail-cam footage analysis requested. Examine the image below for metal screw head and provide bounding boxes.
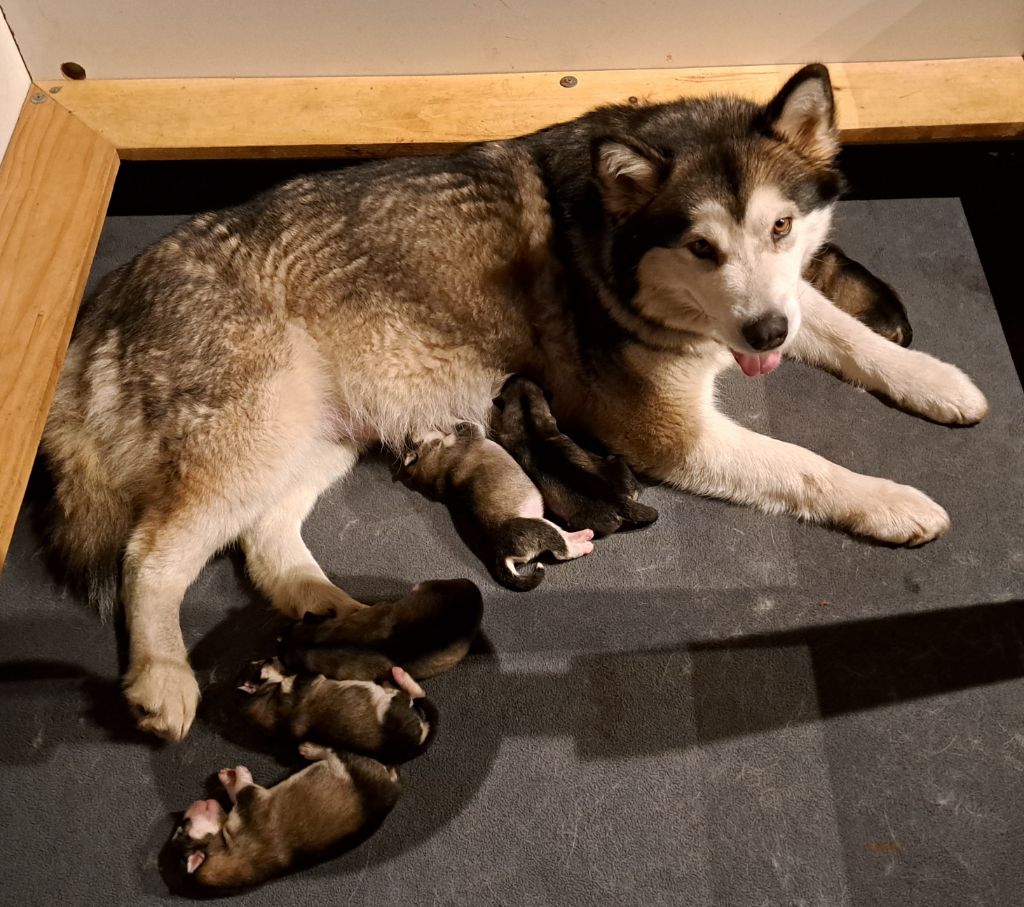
[559,75,578,88]
[49,86,62,94]
[628,95,639,105]
[30,92,47,104]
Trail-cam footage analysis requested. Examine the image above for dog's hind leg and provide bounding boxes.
[122,498,258,741]
[790,281,987,425]
[240,439,366,620]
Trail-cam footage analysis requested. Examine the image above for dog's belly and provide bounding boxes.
[315,318,528,449]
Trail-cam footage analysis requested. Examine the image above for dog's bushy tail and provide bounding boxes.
[48,443,132,618]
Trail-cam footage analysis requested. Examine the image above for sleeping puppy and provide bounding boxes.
[282,577,483,679]
[492,375,659,538]
[240,662,436,764]
[805,242,913,347]
[397,424,594,590]
[172,748,400,889]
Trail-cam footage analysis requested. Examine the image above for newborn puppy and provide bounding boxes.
[240,662,436,764]
[282,578,483,680]
[492,375,659,537]
[398,424,594,590]
[805,242,913,347]
[172,748,400,889]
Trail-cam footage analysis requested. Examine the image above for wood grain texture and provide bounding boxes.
[0,91,118,568]
[40,56,1024,160]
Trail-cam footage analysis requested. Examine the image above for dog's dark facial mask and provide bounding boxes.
[579,65,845,372]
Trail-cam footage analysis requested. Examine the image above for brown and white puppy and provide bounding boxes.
[398,424,594,590]
[492,375,659,538]
[240,662,436,764]
[282,577,484,680]
[172,748,400,889]
[806,243,913,348]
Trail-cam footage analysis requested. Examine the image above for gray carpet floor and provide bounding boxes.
[2,197,1023,906]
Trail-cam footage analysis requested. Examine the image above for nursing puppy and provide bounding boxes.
[492,375,659,537]
[808,243,913,348]
[282,578,484,679]
[398,424,595,590]
[172,749,400,889]
[240,662,436,764]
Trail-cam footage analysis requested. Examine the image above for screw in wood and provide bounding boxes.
[30,93,47,104]
[560,75,578,88]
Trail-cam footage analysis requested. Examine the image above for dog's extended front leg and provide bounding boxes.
[660,408,950,546]
[789,281,988,425]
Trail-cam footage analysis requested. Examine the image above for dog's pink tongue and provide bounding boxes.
[732,350,782,377]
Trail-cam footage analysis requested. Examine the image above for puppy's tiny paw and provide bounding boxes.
[124,658,200,742]
[298,741,331,761]
[563,529,596,558]
[218,765,253,800]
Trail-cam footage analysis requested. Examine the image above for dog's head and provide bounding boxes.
[592,64,843,375]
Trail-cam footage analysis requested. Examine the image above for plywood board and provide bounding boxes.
[0,91,118,566]
[40,57,1024,160]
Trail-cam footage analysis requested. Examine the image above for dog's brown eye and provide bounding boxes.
[772,217,792,238]
[687,238,717,261]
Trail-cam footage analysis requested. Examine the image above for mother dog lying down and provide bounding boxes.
[44,64,987,741]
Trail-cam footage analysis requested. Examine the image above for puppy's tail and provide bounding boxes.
[495,555,546,592]
[45,439,132,618]
[618,498,659,531]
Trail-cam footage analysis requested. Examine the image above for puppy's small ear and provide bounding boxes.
[592,137,669,215]
[186,851,206,874]
[764,63,838,164]
[403,449,418,466]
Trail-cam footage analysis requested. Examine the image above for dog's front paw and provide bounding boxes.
[124,658,200,742]
[894,354,988,425]
[847,479,950,546]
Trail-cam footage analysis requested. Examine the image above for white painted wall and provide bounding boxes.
[3,0,1023,81]
[0,6,29,167]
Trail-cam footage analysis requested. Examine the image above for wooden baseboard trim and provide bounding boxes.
[40,56,1024,160]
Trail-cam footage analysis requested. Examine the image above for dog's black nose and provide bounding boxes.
[742,313,788,351]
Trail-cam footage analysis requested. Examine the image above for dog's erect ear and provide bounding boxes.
[592,137,669,214]
[764,63,838,165]
[185,851,206,874]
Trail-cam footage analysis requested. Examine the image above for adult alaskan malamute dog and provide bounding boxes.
[43,64,986,740]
